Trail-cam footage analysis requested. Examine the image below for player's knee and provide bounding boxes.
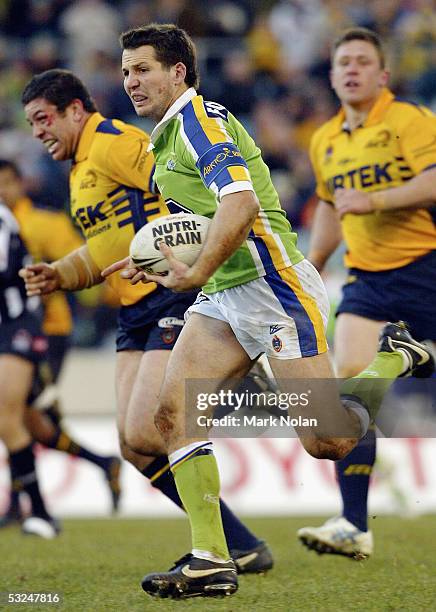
[302,437,354,461]
[154,400,177,441]
[124,427,163,457]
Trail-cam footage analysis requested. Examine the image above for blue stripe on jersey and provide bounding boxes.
[113,187,160,231]
[423,164,436,172]
[251,235,273,271]
[96,119,122,135]
[197,142,248,189]
[254,241,318,355]
[180,103,213,157]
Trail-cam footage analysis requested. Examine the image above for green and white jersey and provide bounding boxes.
[150,88,304,294]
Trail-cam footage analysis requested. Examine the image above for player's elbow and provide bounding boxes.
[244,191,260,217]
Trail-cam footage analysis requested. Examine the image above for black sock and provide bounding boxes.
[9,444,50,519]
[143,456,260,551]
[43,403,62,427]
[45,428,111,470]
[336,428,376,532]
[4,457,20,514]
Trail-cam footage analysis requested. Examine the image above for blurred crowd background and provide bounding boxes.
[0,0,435,346]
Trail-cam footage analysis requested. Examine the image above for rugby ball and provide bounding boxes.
[129,213,211,274]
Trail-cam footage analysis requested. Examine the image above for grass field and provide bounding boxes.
[1,516,435,611]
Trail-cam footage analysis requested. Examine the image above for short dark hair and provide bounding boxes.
[332,28,386,69]
[21,69,97,112]
[120,23,199,89]
[0,159,22,178]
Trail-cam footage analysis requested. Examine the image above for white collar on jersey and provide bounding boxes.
[149,87,197,149]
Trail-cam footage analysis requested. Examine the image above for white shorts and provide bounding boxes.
[186,259,330,360]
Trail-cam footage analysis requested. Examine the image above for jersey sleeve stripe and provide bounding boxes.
[192,97,231,145]
[228,166,251,182]
[219,181,254,199]
[180,103,214,156]
[196,142,249,188]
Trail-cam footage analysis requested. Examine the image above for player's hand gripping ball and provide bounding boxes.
[129,213,211,274]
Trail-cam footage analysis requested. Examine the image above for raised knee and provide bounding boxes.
[124,428,160,456]
[303,438,354,461]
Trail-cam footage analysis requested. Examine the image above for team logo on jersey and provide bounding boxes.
[272,335,283,353]
[80,169,97,189]
[365,129,391,148]
[270,325,285,335]
[203,146,242,178]
[166,156,177,171]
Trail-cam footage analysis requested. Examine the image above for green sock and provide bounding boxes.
[172,454,229,559]
[340,351,404,421]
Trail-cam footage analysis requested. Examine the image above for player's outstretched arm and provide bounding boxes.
[308,200,342,273]
[19,262,61,296]
[19,245,102,296]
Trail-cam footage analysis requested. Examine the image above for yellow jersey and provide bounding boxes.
[70,113,168,306]
[13,197,83,335]
[310,88,436,271]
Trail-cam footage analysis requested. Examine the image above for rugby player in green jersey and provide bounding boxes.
[19,68,274,574]
[104,24,434,598]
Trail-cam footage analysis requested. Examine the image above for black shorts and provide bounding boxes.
[337,250,436,341]
[0,313,48,365]
[116,286,198,352]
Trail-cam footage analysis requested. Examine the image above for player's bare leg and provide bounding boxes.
[0,355,34,451]
[0,355,57,537]
[123,350,170,457]
[334,314,385,377]
[142,314,253,598]
[116,350,161,471]
[117,346,273,575]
